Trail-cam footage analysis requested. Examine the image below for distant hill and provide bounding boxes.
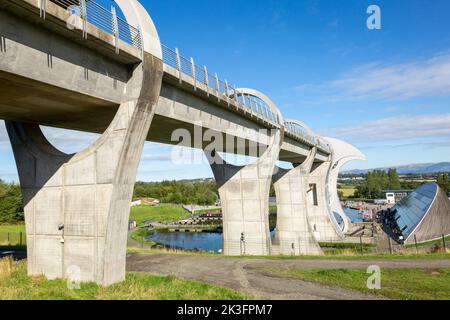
[342,162,450,175]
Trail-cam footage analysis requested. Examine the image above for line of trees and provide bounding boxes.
[436,173,450,193]
[354,169,403,199]
[133,180,218,205]
[0,179,23,224]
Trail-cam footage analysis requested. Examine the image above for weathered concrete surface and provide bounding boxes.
[273,148,323,256]
[205,135,281,256]
[205,90,284,256]
[307,161,344,242]
[0,1,329,165]
[7,50,162,285]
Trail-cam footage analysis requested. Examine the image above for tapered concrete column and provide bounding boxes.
[6,53,162,285]
[6,0,163,285]
[273,148,323,255]
[206,89,284,256]
[307,159,344,242]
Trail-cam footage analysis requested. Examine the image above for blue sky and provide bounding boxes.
[1,0,450,182]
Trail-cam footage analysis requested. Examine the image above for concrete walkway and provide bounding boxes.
[127,254,450,300]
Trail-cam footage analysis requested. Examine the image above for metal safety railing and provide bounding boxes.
[285,121,317,146]
[162,44,280,127]
[284,121,331,153]
[46,0,330,152]
[49,0,143,51]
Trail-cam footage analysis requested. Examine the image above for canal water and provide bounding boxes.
[146,231,223,253]
[343,207,363,223]
[146,209,362,253]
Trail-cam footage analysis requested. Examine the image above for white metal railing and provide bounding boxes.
[284,121,331,153]
[285,121,317,146]
[49,0,142,51]
[162,44,280,127]
[46,0,330,153]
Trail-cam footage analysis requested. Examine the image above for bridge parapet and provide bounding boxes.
[48,0,143,51]
[285,119,332,154]
[161,45,281,129]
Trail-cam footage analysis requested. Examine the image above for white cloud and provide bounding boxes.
[295,53,450,102]
[0,121,11,152]
[321,114,450,143]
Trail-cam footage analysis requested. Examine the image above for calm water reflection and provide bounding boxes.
[146,231,223,253]
[146,210,360,252]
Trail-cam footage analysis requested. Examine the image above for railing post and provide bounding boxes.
[175,48,182,84]
[232,85,239,110]
[137,25,144,58]
[442,234,447,252]
[39,0,47,19]
[224,80,230,106]
[111,6,119,54]
[215,73,220,102]
[241,93,247,108]
[190,58,197,91]
[204,66,209,97]
[80,0,87,39]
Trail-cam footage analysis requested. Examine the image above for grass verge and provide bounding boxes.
[0,258,253,300]
[259,266,450,300]
[0,224,26,246]
[130,205,190,225]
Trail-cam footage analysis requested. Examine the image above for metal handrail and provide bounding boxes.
[48,0,330,153]
[161,44,280,127]
[50,0,142,51]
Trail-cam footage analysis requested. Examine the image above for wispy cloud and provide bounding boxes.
[321,114,450,143]
[295,53,450,102]
[358,139,450,151]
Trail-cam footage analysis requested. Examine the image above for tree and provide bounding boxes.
[437,173,450,193]
[388,169,401,190]
[0,181,24,223]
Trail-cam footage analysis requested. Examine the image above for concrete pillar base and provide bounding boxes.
[7,54,162,285]
[307,160,345,243]
[205,134,282,256]
[273,148,323,256]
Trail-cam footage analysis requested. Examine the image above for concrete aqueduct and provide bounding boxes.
[0,0,366,285]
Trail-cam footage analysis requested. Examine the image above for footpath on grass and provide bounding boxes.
[126,252,450,300]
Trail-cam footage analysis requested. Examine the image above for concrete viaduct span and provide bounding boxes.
[0,0,366,285]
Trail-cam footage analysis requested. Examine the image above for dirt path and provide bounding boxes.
[127,254,450,300]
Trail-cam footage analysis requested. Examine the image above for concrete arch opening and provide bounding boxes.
[205,88,284,256]
[5,0,164,285]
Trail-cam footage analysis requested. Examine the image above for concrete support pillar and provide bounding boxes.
[273,148,323,255]
[6,53,163,285]
[307,160,344,242]
[205,131,282,256]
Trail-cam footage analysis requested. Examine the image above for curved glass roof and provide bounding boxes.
[390,183,438,241]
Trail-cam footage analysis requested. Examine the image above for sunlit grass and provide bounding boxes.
[0,224,26,246]
[0,258,253,300]
[259,266,450,300]
[130,205,190,225]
